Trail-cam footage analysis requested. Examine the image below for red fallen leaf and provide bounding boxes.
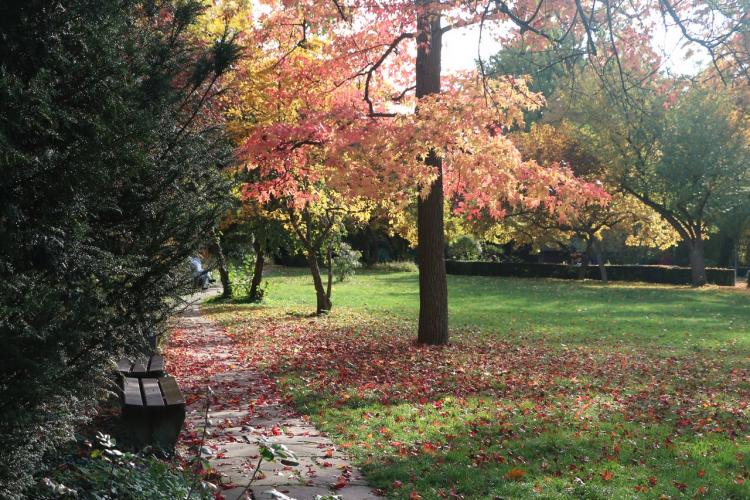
[271,425,282,436]
[322,461,333,468]
[421,443,437,454]
[213,493,225,500]
[648,476,658,486]
[673,481,687,491]
[735,476,745,485]
[697,486,708,495]
[601,470,614,481]
[410,491,422,500]
[504,468,526,481]
[220,483,239,490]
[325,448,335,458]
[392,480,403,489]
[333,477,348,489]
[697,469,705,478]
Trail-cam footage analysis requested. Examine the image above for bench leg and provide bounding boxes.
[122,406,151,449]
[151,405,186,453]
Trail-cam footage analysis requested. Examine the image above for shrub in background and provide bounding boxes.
[370,260,419,273]
[448,235,483,261]
[333,243,363,282]
[446,261,735,286]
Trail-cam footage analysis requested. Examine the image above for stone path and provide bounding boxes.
[166,291,377,500]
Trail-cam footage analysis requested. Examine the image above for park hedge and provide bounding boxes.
[445,260,736,286]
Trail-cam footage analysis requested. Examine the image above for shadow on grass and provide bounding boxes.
[350,418,750,499]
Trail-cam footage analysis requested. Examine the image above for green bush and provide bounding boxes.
[0,0,235,493]
[446,261,736,286]
[228,254,262,299]
[480,242,506,262]
[448,235,482,260]
[370,260,419,273]
[29,433,213,499]
[333,243,363,282]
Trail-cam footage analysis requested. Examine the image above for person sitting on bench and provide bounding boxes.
[189,256,211,290]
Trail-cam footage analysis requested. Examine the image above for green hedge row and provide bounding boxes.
[446,261,736,286]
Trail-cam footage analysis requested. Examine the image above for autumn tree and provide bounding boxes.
[559,70,749,285]
[241,0,750,342]
[506,123,678,282]
[232,1,617,343]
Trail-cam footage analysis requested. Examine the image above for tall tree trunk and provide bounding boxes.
[326,242,333,299]
[688,237,707,286]
[211,230,232,298]
[249,238,265,300]
[415,4,448,345]
[593,240,608,284]
[307,247,332,314]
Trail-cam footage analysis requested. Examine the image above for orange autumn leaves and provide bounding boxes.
[228,2,609,232]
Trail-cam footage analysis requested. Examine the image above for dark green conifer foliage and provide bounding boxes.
[0,1,236,493]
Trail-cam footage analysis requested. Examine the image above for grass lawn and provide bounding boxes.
[206,267,750,499]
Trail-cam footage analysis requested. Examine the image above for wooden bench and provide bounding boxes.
[117,354,165,378]
[121,376,185,451]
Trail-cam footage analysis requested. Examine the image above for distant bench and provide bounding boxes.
[117,354,165,378]
[118,355,185,451]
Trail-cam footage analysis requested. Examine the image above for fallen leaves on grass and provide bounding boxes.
[504,468,527,481]
[200,307,750,497]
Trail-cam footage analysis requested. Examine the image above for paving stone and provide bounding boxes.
[251,485,336,500]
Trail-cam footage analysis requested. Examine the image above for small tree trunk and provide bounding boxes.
[415,5,448,346]
[688,238,707,286]
[211,230,232,298]
[326,243,333,299]
[578,239,593,280]
[249,239,265,300]
[362,227,374,265]
[717,235,734,268]
[306,248,331,314]
[593,240,608,284]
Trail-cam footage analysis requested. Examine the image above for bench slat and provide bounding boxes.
[123,377,143,406]
[148,355,165,373]
[159,376,184,405]
[131,359,148,374]
[117,358,133,373]
[142,378,164,407]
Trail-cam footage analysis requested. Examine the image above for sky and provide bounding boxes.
[442,23,707,76]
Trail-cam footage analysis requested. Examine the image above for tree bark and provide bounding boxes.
[688,237,707,286]
[592,240,608,284]
[717,235,735,268]
[326,243,333,299]
[249,238,265,300]
[578,238,593,280]
[415,4,448,345]
[307,248,332,314]
[211,230,232,298]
